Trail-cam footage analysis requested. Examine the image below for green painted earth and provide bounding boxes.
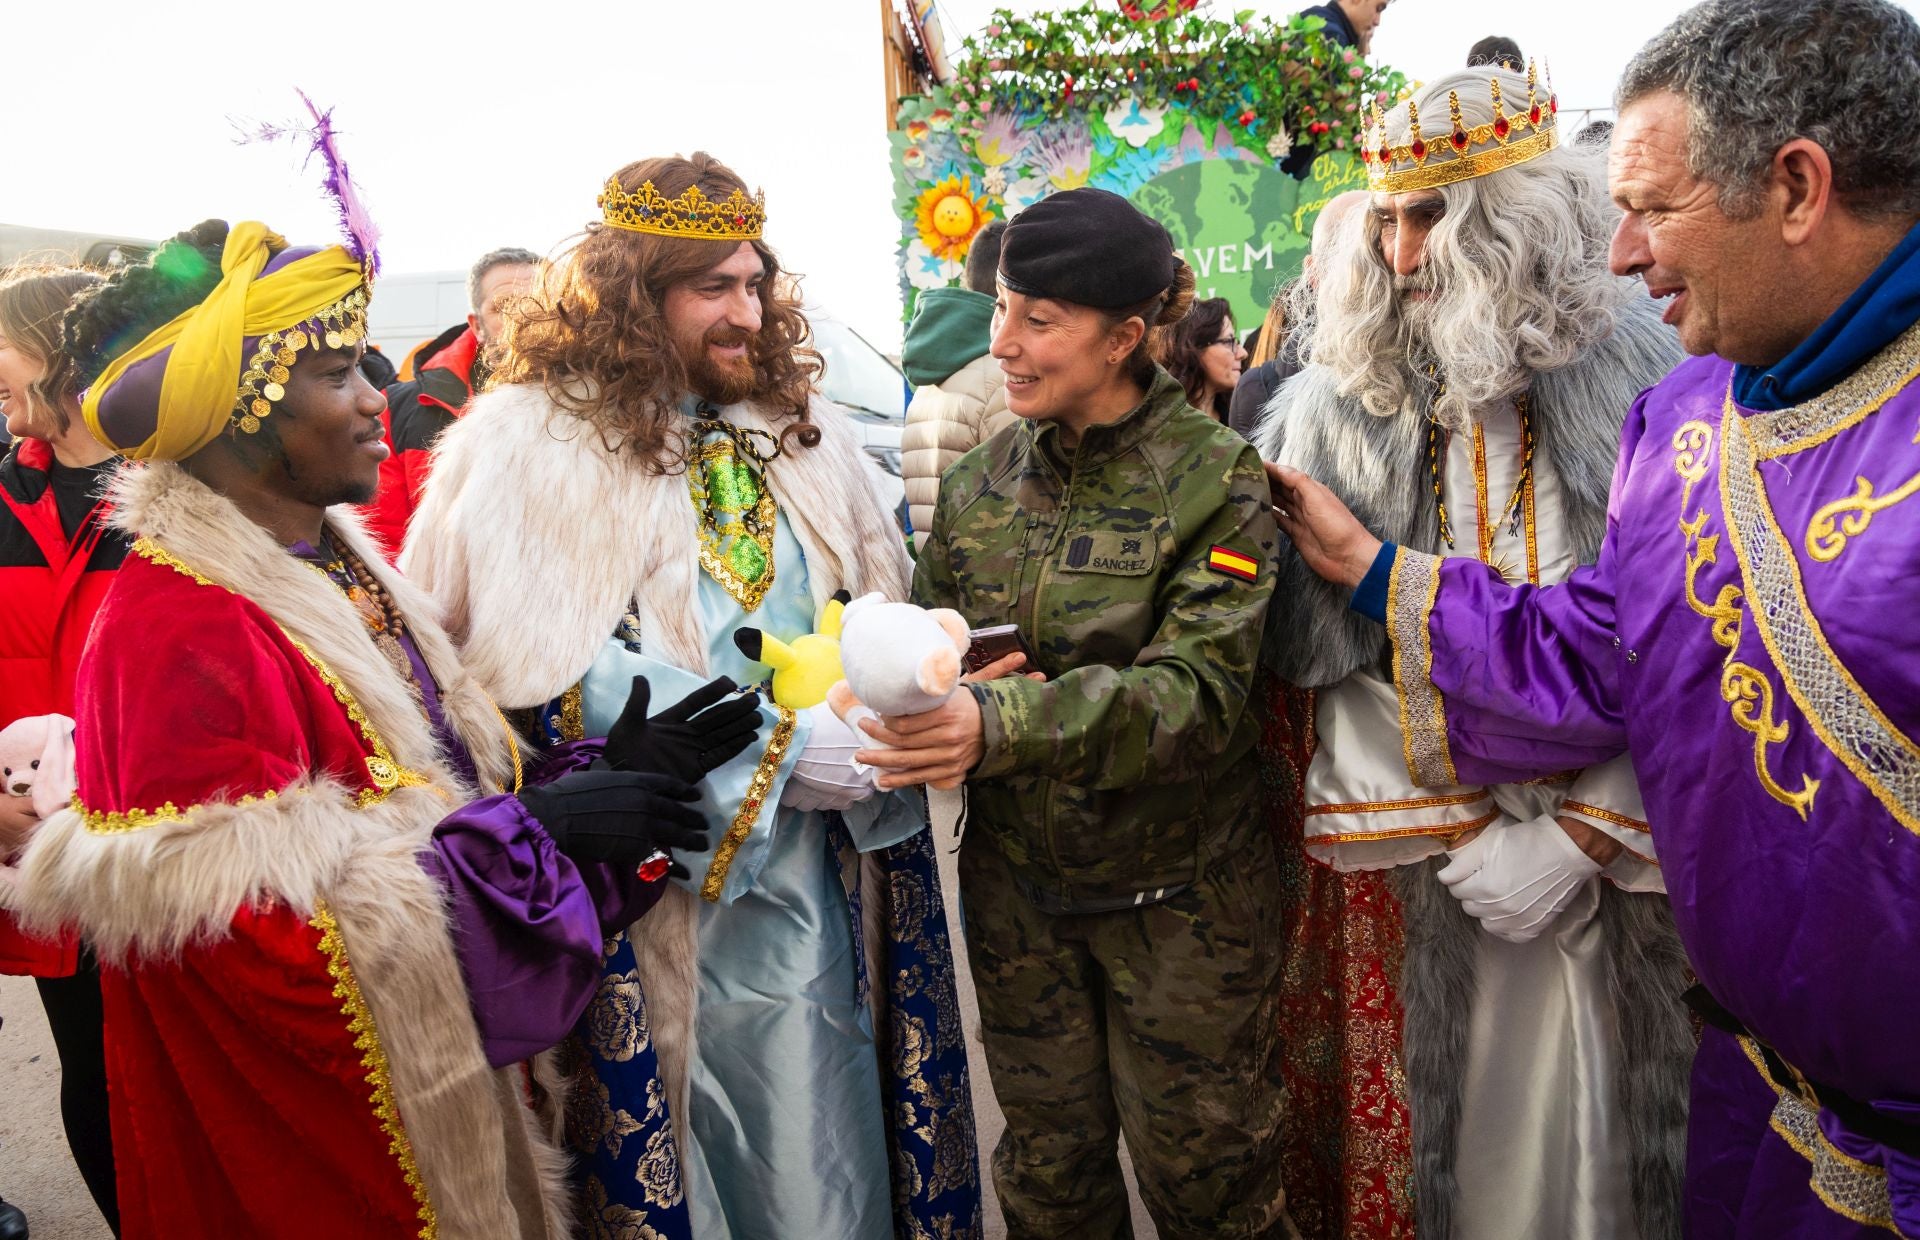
[1131,151,1366,330]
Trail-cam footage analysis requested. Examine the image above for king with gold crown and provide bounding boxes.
[401,154,979,1239]
[1250,64,1697,1238]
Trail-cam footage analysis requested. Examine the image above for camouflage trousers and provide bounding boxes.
[960,839,1293,1240]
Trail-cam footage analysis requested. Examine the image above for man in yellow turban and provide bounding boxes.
[10,218,758,1239]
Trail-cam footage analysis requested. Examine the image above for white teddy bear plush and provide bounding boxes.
[825,593,971,753]
[1,713,78,827]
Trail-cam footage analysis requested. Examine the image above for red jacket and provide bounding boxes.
[0,437,126,976]
[360,324,479,560]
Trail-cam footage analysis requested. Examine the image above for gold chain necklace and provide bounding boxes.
[1422,367,1535,550]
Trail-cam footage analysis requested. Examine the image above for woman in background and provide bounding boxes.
[0,265,123,1238]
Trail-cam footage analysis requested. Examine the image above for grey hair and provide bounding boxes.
[466,246,541,312]
[1618,0,1920,218]
[1295,68,1636,429]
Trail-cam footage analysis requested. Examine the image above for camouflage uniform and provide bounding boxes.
[913,367,1289,1238]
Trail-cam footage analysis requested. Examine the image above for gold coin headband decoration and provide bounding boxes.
[1362,60,1560,194]
[597,177,767,241]
[231,284,370,435]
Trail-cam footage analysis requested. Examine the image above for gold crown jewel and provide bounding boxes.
[1363,59,1559,193]
[598,177,767,241]
[231,286,371,435]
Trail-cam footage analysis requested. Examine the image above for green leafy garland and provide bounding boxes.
[945,3,1408,154]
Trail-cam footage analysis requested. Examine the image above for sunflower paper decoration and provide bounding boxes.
[914,175,994,263]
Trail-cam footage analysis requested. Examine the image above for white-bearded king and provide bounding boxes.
[1256,66,1694,1239]
[402,153,979,1240]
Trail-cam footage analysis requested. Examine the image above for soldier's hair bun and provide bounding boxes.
[1154,260,1197,328]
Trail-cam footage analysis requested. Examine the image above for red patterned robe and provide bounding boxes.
[1259,672,1416,1239]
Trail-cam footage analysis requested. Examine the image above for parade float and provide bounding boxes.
[889,0,1407,328]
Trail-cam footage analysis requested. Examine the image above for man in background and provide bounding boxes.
[1297,0,1389,53]
[362,245,537,553]
[1467,35,1524,70]
[900,219,1010,550]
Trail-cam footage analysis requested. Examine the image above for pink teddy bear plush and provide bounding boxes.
[1,713,78,831]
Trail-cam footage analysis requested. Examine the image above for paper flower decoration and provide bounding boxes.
[914,175,994,263]
[1103,98,1168,148]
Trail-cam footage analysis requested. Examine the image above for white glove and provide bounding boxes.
[1437,817,1602,943]
[781,703,880,813]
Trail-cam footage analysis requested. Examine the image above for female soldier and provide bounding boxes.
[859,188,1287,1240]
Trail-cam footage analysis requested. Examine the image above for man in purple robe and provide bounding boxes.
[1269,0,1920,1234]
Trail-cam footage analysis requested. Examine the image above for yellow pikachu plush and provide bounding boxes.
[731,590,852,709]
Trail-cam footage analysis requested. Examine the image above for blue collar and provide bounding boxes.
[1732,219,1920,411]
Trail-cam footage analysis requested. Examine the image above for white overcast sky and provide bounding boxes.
[6,0,1916,352]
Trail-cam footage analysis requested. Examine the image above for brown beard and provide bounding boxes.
[681,327,758,405]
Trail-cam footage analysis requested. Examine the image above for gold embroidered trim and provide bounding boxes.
[122,539,434,812]
[1806,468,1920,563]
[1737,1036,1898,1234]
[1522,471,1540,584]
[1306,791,1489,816]
[688,437,778,612]
[282,636,433,806]
[700,705,797,902]
[1387,547,1457,786]
[310,902,438,1238]
[133,537,222,588]
[1559,800,1650,832]
[1304,811,1501,846]
[78,791,280,835]
[1471,423,1493,566]
[1740,319,1920,460]
[1722,401,1919,832]
[1671,419,1820,819]
[558,684,585,744]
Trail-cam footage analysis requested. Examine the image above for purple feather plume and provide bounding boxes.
[296,90,381,274]
[236,91,381,273]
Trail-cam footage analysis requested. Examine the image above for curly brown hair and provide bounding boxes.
[496,152,823,470]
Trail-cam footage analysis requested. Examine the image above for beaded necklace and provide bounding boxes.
[315,533,422,701]
[1422,367,1535,550]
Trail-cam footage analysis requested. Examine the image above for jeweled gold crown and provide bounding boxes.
[1361,61,1559,193]
[597,177,767,240]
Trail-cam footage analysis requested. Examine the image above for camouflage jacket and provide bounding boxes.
[912,367,1279,913]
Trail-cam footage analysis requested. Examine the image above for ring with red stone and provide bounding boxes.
[636,849,672,883]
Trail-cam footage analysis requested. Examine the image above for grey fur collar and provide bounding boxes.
[1254,294,1681,687]
[1391,866,1692,1240]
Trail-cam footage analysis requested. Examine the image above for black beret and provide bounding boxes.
[997,188,1176,309]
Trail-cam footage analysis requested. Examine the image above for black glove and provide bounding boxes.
[602,675,762,785]
[518,768,709,878]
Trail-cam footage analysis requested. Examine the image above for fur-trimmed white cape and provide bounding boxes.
[12,462,571,1239]
[401,382,913,1150]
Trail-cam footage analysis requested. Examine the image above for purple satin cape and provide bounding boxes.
[1395,348,1920,1236]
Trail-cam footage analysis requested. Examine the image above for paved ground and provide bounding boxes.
[0,787,1153,1239]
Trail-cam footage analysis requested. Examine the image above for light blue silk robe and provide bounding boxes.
[579,506,926,1240]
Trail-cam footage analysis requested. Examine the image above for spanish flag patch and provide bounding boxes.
[1207,545,1259,582]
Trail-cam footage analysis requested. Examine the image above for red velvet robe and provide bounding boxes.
[73,548,436,1237]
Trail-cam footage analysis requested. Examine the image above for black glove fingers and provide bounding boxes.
[660,675,740,724]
